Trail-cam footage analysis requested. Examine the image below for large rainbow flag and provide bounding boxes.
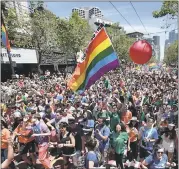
[1,22,11,52]
[68,27,119,91]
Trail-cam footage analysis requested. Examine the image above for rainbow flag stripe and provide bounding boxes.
[68,27,119,91]
[1,23,11,52]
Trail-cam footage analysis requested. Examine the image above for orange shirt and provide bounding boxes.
[1,128,10,149]
[121,110,132,124]
[14,125,34,144]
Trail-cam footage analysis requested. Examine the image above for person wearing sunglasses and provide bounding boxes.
[142,145,176,169]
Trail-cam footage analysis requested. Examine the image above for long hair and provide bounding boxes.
[114,122,126,133]
[152,145,165,158]
[1,120,8,129]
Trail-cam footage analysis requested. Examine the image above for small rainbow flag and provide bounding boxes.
[68,27,119,91]
[1,22,11,52]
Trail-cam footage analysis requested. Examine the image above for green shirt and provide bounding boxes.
[143,96,149,105]
[104,79,109,88]
[97,111,109,119]
[111,131,128,154]
[22,95,27,101]
[140,111,145,122]
[40,76,45,80]
[109,112,120,132]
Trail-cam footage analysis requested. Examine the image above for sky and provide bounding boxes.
[45,1,178,60]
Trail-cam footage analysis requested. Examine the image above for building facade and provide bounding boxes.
[127,32,161,61]
[126,32,144,40]
[88,15,113,30]
[152,36,160,61]
[72,7,89,19]
[153,36,160,46]
[165,30,178,48]
[72,6,113,30]
[72,7,103,20]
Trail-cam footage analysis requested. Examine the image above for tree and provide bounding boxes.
[2,7,33,48]
[56,12,93,54]
[3,5,93,64]
[106,24,135,62]
[153,1,178,19]
[163,40,178,65]
[148,56,157,63]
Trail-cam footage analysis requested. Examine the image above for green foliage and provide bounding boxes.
[3,8,93,57]
[30,9,59,51]
[106,25,135,62]
[56,12,93,54]
[153,1,178,19]
[29,1,44,12]
[148,56,157,63]
[3,5,133,63]
[164,40,178,65]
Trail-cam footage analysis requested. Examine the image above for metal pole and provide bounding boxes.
[7,50,15,76]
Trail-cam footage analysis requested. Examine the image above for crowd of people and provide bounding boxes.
[1,65,178,169]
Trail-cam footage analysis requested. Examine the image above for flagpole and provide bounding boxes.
[1,13,16,78]
[7,50,15,77]
[104,26,130,104]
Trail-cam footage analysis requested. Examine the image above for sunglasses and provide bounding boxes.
[157,151,164,154]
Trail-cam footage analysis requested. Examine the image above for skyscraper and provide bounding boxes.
[169,30,178,43]
[72,7,113,31]
[88,7,102,18]
[165,30,178,48]
[72,7,89,19]
[153,36,160,46]
[72,7,102,20]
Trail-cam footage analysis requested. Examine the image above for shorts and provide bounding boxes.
[139,146,151,159]
[19,140,36,155]
[1,148,8,162]
[162,140,175,153]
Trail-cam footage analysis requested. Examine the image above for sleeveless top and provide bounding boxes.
[59,132,75,155]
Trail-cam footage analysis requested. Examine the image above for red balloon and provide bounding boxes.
[129,40,152,64]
